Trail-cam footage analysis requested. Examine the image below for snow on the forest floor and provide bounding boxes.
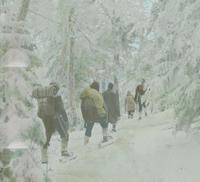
[46,110,200,182]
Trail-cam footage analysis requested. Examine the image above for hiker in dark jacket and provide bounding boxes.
[80,81,108,145]
[103,83,120,132]
[32,82,70,163]
[135,79,147,120]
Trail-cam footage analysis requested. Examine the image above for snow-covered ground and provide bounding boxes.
[46,110,200,182]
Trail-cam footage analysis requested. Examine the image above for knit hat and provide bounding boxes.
[108,82,114,90]
[49,82,59,94]
[90,81,99,91]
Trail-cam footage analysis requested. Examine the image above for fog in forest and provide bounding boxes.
[0,0,200,181]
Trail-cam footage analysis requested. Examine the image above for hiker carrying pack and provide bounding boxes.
[32,82,70,163]
[80,81,108,145]
[135,79,147,120]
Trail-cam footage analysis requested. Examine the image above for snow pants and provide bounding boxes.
[128,110,134,118]
[138,95,146,113]
[42,115,69,149]
[85,114,108,137]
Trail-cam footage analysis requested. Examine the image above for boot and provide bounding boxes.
[130,114,134,119]
[102,136,108,143]
[41,147,48,164]
[112,124,117,132]
[139,112,142,120]
[61,138,70,156]
[84,136,90,145]
[144,107,148,117]
[102,128,108,142]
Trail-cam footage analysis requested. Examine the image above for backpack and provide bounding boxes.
[32,86,58,98]
[37,97,56,119]
[32,86,57,119]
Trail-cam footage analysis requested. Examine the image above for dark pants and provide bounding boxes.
[42,115,69,149]
[138,96,146,113]
[85,115,108,137]
[128,111,134,118]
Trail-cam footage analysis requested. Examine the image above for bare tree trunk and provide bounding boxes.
[68,8,77,127]
[112,14,121,114]
[17,0,31,21]
[112,16,120,93]
[56,35,68,80]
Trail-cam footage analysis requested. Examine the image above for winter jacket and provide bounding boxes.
[135,84,146,102]
[103,89,120,124]
[80,87,106,123]
[33,85,68,126]
[136,85,145,95]
[125,94,135,112]
[37,97,56,118]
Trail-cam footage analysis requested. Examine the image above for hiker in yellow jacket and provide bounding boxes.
[80,81,108,144]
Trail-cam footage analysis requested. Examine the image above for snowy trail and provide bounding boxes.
[47,110,200,182]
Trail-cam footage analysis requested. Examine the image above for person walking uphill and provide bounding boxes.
[125,91,135,119]
[32,82,70,163]
[103,83,120,132]
[135,79,147,120]
[80,81,108,145]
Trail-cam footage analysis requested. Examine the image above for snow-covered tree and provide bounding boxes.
[0,1,43,181]
[134,0,200,129]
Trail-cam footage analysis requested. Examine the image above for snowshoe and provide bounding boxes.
[98,135,116,148]
[42,162,52,182]
[112,128,117,132]
[61,151,73,157]
[59,152,78,163]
